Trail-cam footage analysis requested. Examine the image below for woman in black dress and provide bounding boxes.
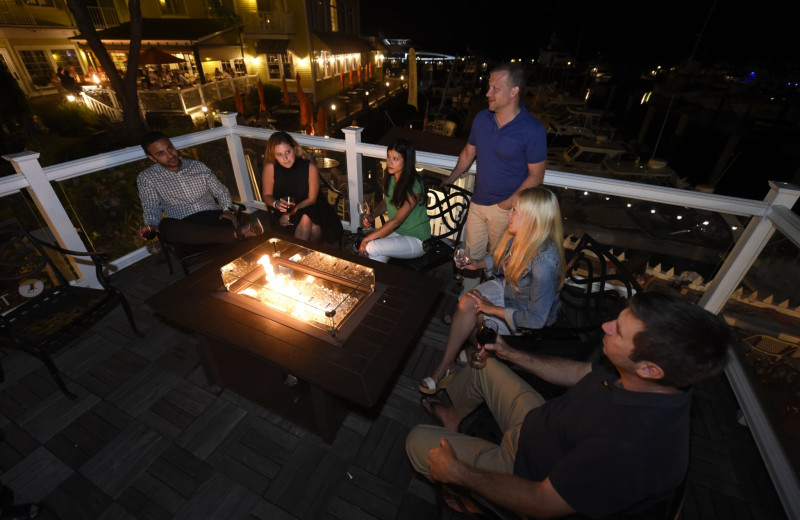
[261,131,342,243]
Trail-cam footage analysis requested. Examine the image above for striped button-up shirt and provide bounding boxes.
[137,159,233,226]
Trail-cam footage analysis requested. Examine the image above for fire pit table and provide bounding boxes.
[147,234,443,442]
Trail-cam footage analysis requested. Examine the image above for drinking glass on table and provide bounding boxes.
[472,320,498,369]
[453,244,469,281]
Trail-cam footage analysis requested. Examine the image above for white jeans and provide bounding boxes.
[365,232,424,263]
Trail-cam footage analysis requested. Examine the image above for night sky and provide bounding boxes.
[360,0,795,72]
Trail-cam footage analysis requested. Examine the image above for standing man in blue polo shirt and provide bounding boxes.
[442,62,547,294]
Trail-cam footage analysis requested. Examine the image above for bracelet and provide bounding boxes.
[273,200,279,209]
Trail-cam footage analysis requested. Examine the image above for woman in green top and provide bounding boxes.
[358,138,430,262]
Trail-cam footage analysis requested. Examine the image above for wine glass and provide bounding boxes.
[453,244,469,281]
[280,196,295,210]
[472,320,498,369]
[357,201,372,232]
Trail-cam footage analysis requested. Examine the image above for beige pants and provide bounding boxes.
[406,359,546,479]
[460,202,510,295]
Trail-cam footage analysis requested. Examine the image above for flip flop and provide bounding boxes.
[418,367,455,394]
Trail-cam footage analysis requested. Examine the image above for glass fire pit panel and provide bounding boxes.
[220,237,375,335]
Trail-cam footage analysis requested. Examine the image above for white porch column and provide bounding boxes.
[2,151,101,287]
[342,126,364,232]
[219,112,256,206]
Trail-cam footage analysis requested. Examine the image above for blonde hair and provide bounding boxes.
[265,131,309,163]
[492,187,566,291]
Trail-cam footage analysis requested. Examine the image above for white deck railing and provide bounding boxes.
[3,114,800,518]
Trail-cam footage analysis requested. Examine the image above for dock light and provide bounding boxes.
[627,203,632,208]
[331,104,336,111]
[202,106,208,113]
[702,221,710,226]
[385,81,389,87]
[677,215,683,220]
[650,209,656,214]
[732,226,738,231]
[66,94,76,102]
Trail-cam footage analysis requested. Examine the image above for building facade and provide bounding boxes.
[0,0,383,106]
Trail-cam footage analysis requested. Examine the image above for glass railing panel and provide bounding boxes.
[53,158,149,259]
[721,229,800,481]
[545,185,751,285]
[52,138,237,258]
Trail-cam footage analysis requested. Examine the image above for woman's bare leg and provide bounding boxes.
[294,215,312,241]
[427,293,481,385]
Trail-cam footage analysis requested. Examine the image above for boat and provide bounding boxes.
[547,136,689,188]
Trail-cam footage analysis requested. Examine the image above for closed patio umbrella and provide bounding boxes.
[282,74,290,105]
[256,78,266,113]
[349,68,354,89]
[316,105,328,136]
[340,70,344,90]
[233,88,244,114]
[357,65,362,85]
[296,73,314,134]
[139,47,184,65]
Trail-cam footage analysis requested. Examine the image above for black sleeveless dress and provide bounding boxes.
[272,158,343,243]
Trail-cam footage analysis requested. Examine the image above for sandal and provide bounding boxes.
[456,349,469,366]
[418,367,456,394]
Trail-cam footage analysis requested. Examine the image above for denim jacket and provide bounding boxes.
[484,238,562,333]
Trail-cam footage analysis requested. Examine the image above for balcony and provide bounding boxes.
[2,116,799,518]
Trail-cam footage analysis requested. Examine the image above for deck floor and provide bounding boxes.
[0,245,789,519]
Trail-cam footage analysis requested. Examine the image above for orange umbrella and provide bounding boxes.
[296,73,314,133]
[256,78,266,112]
[282,74,290,105]
[339,69,344,90]
[368,62,372,80]
[316,105,328,136]
[233,88,244,114]
[348,68,354,88]
[357,65,362,85]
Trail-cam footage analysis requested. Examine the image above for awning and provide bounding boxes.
[199,44,243,60]
[256,39,290,55]
[314,31,374,55]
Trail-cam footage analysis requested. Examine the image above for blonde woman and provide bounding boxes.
[419,186,566,394]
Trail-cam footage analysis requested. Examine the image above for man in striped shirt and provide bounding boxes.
[137,131,263,244]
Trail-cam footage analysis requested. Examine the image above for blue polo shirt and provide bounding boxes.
[468,104,547,205]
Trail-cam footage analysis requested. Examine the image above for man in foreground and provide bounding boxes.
[406,291,730,518]
[137,131,264,244]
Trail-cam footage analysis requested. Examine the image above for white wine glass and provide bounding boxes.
[357,201,372,232]
[280,196,295,210]
[453,244,468,281]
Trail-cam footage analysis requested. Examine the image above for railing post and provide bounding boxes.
[699,181,800,314]
[219,113,256,205]
[342,126,364,232]
[2,152,101,288]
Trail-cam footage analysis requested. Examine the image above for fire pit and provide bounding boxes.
[147,232,443,441]
[215,237,384,343]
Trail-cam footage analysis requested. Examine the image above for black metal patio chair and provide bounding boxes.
[0,218,142,399]
[387,182,472,272]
